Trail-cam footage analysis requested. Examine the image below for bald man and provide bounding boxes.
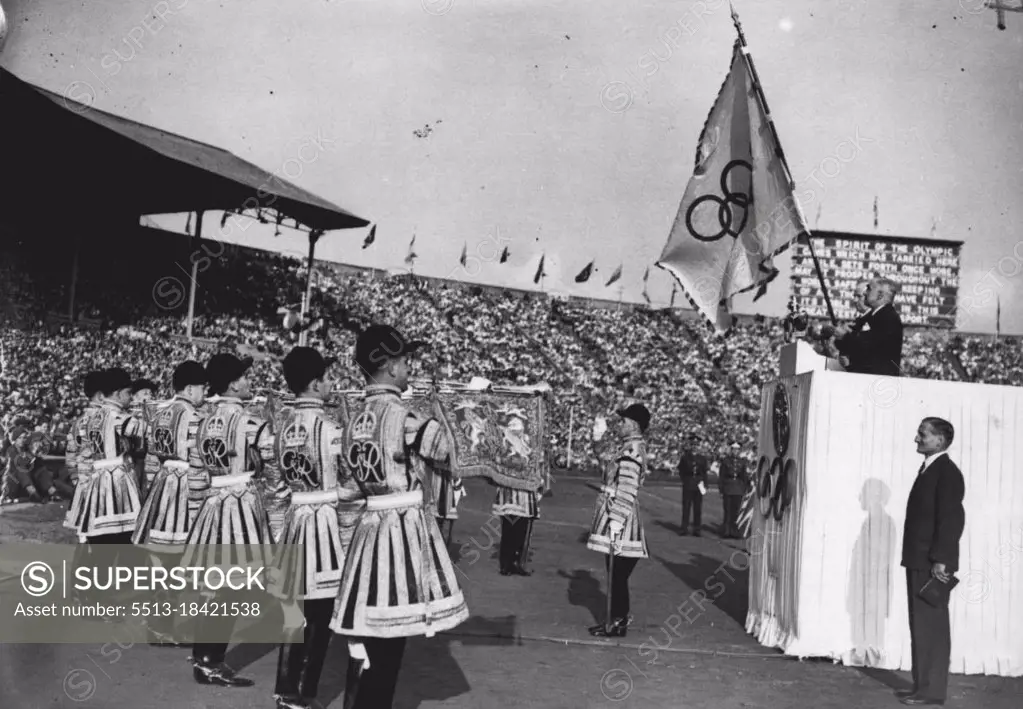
[834,277,904,376]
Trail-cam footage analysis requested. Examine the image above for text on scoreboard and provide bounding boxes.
[790,234,961,327]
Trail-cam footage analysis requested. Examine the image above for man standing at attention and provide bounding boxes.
[898,417,965,707]
[587,403,650,638]
[677,444,707,537]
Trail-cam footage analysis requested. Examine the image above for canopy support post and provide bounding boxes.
[186,210,205,340]
[299,229,322,347]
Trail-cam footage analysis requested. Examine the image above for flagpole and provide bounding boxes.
[730,4,837,325]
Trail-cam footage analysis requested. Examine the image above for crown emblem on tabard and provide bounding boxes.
[205,416,227,438]
[351,411,377,440]
[282,421,309,448]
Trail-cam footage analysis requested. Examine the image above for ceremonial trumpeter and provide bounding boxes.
[492,448,542,576]
[587,403,651,638]
[78,367,148,544]
[270,347,362,709]
[133,361,209,549]
[184,353,281,688]
[129,378,159,494]
[330,325,469,709]
[64,370,108,541]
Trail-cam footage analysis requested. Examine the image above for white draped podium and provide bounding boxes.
[746,361,1023,677]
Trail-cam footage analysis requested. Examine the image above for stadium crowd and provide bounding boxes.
[1,230,1021,500]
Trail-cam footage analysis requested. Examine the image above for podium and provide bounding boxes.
[747,358,1023,677]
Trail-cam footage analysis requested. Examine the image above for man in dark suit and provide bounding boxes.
[834,277,904,376]
[677,450,707,536]
[898,417,965,706]
[718,446,747,539]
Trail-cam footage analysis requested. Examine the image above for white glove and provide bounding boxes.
[348,641,370,670]
[608,520,623,538]
[592,416,607,442]
[453,480,466,505]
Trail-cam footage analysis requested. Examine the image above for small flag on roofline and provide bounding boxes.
[605,264,622,287]
[533,254,546,284]
[405,234,417,265]
[459,242,468,267]
[575,260,594,283]
[500,246,510,263]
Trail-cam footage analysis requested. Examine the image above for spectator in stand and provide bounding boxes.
[1,426,69,503]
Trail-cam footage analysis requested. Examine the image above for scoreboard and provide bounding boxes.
[790,231,962,328]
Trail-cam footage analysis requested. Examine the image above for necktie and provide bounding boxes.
[917,462,926,475]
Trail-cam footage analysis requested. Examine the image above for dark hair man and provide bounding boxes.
[329,325,468,709]
[897,417,965,706]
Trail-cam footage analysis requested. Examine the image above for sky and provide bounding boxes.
[3,0,1023,333]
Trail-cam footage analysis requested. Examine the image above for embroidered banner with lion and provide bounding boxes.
[258,381,549,492]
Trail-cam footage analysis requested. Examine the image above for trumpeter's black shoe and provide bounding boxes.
[588,618,628,638]
[192,661,254,687]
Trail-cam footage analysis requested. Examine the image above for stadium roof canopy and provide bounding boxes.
[0,67,369,232]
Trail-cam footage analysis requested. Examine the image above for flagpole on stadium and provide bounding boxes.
[730,4,837,324]
[185,210,205,340]
[299,229,323,347]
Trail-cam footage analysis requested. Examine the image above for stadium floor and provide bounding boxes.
[1,475,1020,708]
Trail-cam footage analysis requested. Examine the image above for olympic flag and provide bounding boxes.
[656,38,809,333]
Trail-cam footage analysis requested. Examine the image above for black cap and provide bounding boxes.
[206,353,253,395]
[132,379,159,395]
[282,347,338,394]
[83,370,106,398]
[616,403,651,433]
[103,368,133,395]
[354,325,427,375]
[172,361,208,392]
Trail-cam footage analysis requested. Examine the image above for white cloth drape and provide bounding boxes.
[747,371,1023,677]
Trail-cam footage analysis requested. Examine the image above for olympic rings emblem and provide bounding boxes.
[770,458,796,521]
[685,160,753,242]
[152,427,175,457]
[772,384,790,458]
[200,437,230,470]
[755,455,771,500]
[347,441,384,484]
[759,457,782,517]
[281,449,317,487]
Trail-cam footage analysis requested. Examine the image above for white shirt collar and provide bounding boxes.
[920,451,947,473]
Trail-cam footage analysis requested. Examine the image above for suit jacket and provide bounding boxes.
[678,454,708,491]
[836,303,904,376]
[901,453,966,573]
[718,456,747,496]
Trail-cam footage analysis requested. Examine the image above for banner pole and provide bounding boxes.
[567,405,574,469]
[730,4,837,324]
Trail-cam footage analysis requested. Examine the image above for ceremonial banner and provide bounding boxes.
[657,41,808,333]
[277,381,549,492]
[430,391,548,491]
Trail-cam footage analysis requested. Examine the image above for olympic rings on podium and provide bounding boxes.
[755,455,771,499]
[760,457,782,517]
[770,458,796,522]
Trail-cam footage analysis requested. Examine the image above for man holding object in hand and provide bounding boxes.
[898,417,965,706]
